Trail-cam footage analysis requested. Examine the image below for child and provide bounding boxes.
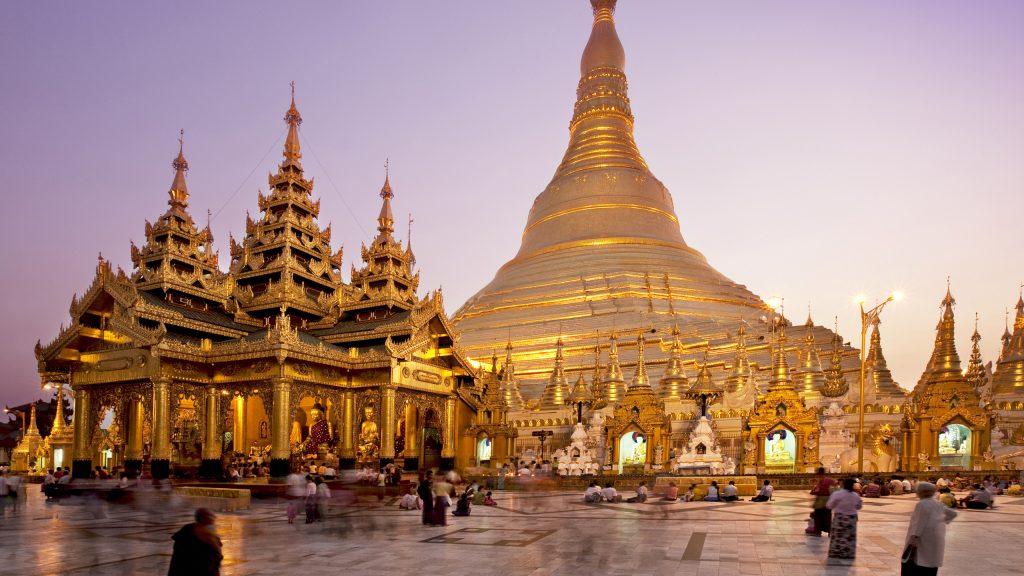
[483,491,497,506]
[683,484,696,502]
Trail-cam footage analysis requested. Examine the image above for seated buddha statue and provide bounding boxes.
[306,403,331,455]
[358,405,379,458]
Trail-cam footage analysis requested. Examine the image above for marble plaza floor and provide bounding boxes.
[1,486,1022,576]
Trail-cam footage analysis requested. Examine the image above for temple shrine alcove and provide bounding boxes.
[902,288,995,472]
[743,325,821,473]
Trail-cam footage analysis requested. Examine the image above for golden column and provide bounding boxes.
[125,400,144,464]
[442,394,456,461]
[380,385,396,462]
[71,386,92,478]
[855,293,900,474]
[270,377,292,477]
[200,386,222,478]
[341,390,355,462]
[151,377,172,479]
[233,395,246,453]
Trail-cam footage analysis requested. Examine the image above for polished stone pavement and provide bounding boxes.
[1,485,1021,575]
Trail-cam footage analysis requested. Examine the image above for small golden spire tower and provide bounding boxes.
[601,331,627,404]
[903,284,992,471]
[992,293,1024,397]
[539,336,571,410]
[630,332,651,389]
[821,319,849,398]
[794,311,824,395]
[658,326,689,401]
[498,340,526,411]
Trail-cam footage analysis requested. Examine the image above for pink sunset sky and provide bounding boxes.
[1,0,1022,411]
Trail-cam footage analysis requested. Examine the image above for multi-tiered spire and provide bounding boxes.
[965,314,987,391]
[498,340,526,411]
[822,319,849,398]
[630,332,651,389]
[539,337,571,410]
[601,332,627,404]
[992,293,1024,396]
[658,327,689,401]
[724,323,752,393]
[768,323,794,390]
[910,286,982,413]
[347,163,420,315]
[229,86,343,325]
[130,131,228,305]
[686,349,720,417]
[794,313,824,395]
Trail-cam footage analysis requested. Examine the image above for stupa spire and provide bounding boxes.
[795,311,824,394]
[658,325,689,401]
[281,81,303,171]
[918,284,963,386]
[630,331,650,389]
[539,336,571,410]
[822,317,849,398]
[601,331,627,403]
[769,323,793,389]
[169,129,189,208]
[965,313,986,390]
[377,159,395,237]
[499,339,526,411]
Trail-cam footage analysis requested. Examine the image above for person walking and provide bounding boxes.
[902,482,957,575]
[168,508,223,576]
[431,474,453,526]
[417,471,434,525]
[303,475,317,524]
[826,478,863,563]
[807,467,836,536]
[315,477,331,521]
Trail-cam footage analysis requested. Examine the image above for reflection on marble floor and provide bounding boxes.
[2,488,1022,575]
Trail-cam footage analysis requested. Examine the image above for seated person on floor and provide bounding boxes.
[661,481,679,502]
[704,481,721,502]
[483,491,497,506]
[398,487,420,510]
[684,484,698,502]
[626,481,648,503]
[721,480,741,502]
[584,481,603,503]
[960,484,993,509]
[602,482,622,503]
[937,486,957,508]
[863,479,882,498]
[453,491,472,516]
[751,480,773,502]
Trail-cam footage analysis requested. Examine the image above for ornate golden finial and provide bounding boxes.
[168,129,190,207]
[281,83,303,169]
[381,158,393,200]
[630,330,650,388]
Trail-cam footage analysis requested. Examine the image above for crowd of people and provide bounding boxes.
[800,468,1016,573]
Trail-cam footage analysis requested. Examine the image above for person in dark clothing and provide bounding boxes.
[453,491,472,516]
[417,471,434,525]
[168,508,222,576]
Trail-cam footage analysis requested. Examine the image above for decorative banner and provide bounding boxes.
[767,429,788,441]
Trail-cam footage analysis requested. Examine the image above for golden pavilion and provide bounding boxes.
[35,93,512,479]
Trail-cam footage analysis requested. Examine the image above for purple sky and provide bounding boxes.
[2,1,1022,412]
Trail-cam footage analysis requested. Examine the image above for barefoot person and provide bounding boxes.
[826,478,863,563]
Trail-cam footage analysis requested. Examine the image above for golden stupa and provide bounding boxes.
[453,1,878,402]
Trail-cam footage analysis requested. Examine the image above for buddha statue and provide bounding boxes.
[306,403,331,455]
[358,405,380,459]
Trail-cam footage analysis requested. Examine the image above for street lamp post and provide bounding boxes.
[856,292,901,475]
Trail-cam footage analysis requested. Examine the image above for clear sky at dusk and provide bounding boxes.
[1,1,1022,411]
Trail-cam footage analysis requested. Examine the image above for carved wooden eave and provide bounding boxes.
[927,406,990,431]
[132,300,246,340]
